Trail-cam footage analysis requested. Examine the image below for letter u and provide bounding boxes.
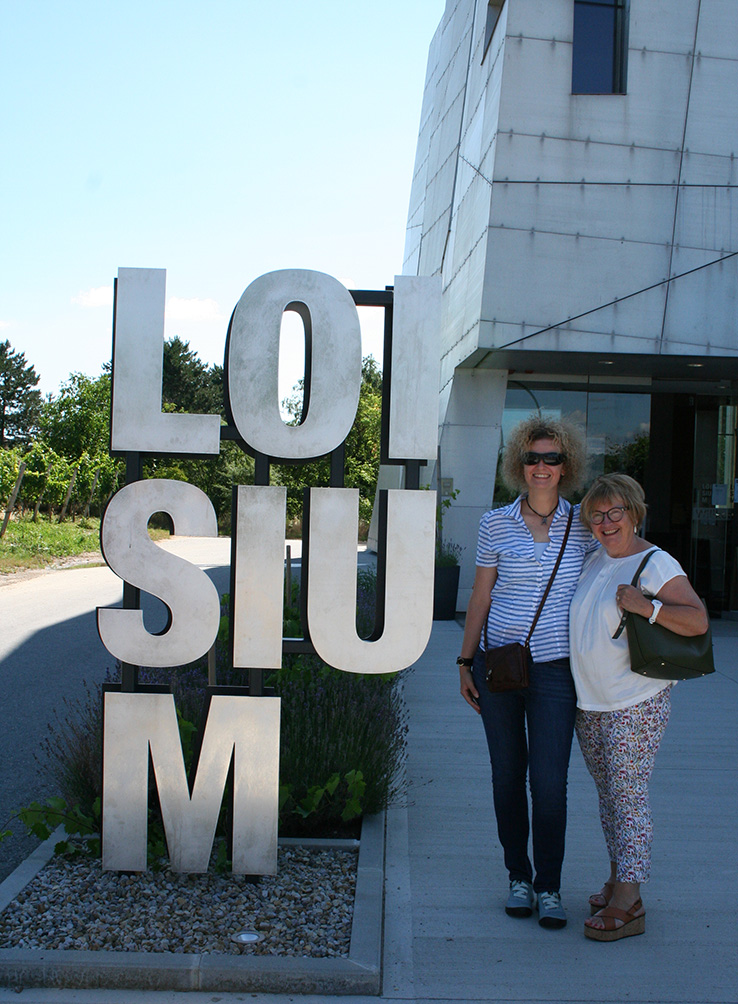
[306,488,435,674]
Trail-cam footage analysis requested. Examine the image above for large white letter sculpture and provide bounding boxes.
[99,267,441,873]
[97,479,220,667]
[226,269,362,459]
[111,268,221,455]
[103,693,280,874]
[307,488,435,674]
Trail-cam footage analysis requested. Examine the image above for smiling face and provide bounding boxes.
[590,495,639,558]
[523,436,564,495]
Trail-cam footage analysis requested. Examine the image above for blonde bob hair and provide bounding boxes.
[580,473,648,531]
[501,414,587,496]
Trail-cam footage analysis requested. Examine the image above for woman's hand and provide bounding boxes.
[458,565,497,713]
[615,583,652,618]
[460,665,481,714]
[616,575,709,637]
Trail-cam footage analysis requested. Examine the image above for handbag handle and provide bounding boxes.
[612,548,659,639]
[485,505,574,651]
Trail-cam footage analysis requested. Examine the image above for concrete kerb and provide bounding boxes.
[0,812,385,995]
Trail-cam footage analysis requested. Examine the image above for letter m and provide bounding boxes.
[102,692,280,874]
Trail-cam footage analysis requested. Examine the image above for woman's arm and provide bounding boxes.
[459,565,498,712]
[616,575,709,637]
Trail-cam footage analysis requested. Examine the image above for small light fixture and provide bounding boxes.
[231,930,262,945]
[687,362,704,368]
[598,360,614,365]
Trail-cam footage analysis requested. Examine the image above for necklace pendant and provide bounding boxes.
[541,517,547,525]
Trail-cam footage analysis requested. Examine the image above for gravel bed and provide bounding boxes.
[0,845,357,957]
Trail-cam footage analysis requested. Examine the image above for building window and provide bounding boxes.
[572,0,628,94]
[482,1,505,63]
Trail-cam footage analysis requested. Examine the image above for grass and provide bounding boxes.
[0,514,103,574]
[0,513,171,574]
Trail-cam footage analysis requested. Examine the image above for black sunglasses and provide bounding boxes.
[523,451,566,466]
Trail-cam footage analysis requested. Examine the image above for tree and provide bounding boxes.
[0,446,23,504]
[274,356,383,528]
[162,337,223,417]
[605,432,650,484]
[144,442,254,529]
[0,340,42,447]
[39,371,112,460]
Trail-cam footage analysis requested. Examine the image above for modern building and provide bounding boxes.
[405,0,738,613]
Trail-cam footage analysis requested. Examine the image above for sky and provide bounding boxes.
[0,0,444,405]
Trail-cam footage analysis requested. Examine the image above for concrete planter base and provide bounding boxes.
[0,813,385,995]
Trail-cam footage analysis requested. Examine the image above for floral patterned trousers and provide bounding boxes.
[575,686,671,883]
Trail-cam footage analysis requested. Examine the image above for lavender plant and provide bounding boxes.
[36,681,103,812]
[274,653,407,835]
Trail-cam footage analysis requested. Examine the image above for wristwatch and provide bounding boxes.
[649,599,663,624]
[456,656,474,667]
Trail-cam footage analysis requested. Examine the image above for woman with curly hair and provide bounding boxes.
[457,415,596,929]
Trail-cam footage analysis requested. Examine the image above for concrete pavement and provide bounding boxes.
[0,545,736,1003]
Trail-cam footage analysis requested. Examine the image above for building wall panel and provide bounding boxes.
[488,180,677,246]
[673,186,738,253]
[684,56,738,159]
[628,0,700,53]
[682,0,734,60]
[505,0,574,40]
[479,309,668,358]
[491,131,682,185]
[480,227,672,335]
[494,42,691,155]
[663,248,738,352]
[680,151,737,187]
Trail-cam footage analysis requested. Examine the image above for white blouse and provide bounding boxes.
[569,547,685,711]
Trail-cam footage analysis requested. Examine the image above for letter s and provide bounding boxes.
[97,480,220,667]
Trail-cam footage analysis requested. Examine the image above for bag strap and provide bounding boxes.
[486,504,574,651]
[525,505,574,645]
[612,548,659,640]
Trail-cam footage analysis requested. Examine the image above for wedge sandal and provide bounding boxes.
[584,898,646,942]
[588,880,614,916]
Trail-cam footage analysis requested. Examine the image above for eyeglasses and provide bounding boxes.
[523,452,566,466]
[590,506,629,525]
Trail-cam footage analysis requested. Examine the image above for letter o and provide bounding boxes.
[225,269,362,460]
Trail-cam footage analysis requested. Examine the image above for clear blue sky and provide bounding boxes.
[0,1,443,401]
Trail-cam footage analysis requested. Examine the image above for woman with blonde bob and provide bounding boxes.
[570,474,707,941]
[458,415,596,929]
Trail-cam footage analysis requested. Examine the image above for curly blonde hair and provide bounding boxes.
[501,415,587,496]
[580,473,648,530]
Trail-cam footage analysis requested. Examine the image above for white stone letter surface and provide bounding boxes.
[97,480,220,667]
[307,488,436,674]
[232,485,287,669]
[111,268,221,455]
[102,692,280,874]
[226,269,362,459]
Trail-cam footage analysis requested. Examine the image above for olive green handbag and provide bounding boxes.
[612,549,715,681]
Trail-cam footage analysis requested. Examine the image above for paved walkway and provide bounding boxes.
[382,619,738,1004]
[1,567,736,1003]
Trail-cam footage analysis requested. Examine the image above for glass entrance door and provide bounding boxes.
[691,402,738,612]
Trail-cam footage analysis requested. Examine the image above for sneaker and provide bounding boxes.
[537,890,567,929]
[505,879,535,917]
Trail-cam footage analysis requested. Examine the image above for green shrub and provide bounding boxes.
[273,655,406,834]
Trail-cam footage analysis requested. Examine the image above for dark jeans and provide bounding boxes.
[472,649,577,893]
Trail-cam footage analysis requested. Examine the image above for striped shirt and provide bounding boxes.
[476,496,597,662]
